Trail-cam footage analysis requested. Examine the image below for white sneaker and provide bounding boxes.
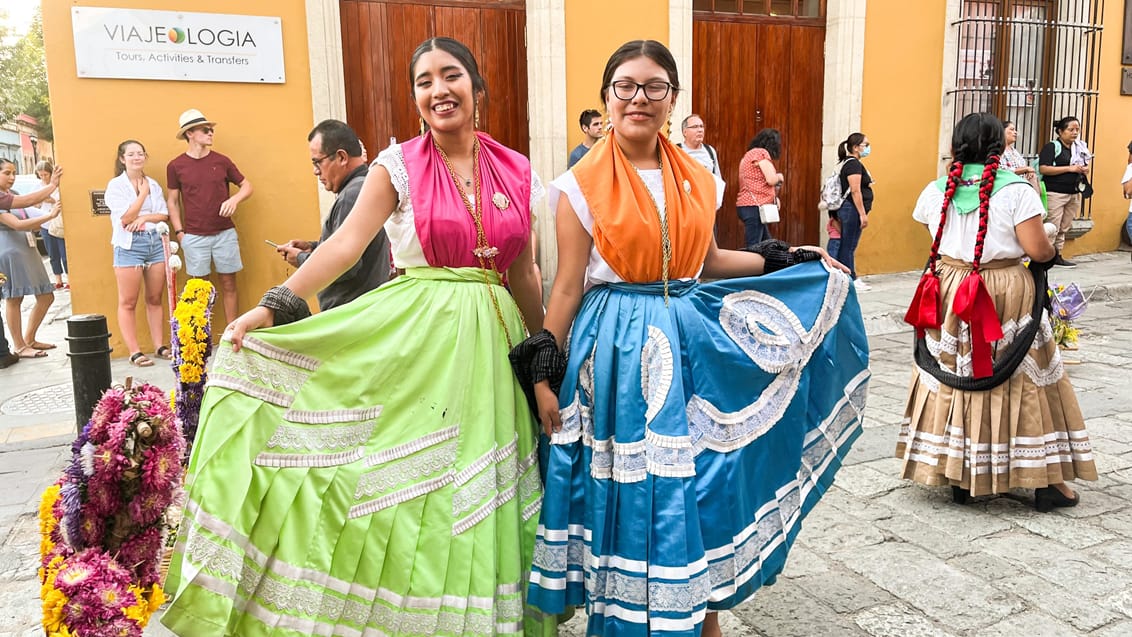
[853,279,871,292]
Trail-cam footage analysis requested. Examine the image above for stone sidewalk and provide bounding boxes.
[2,252,1131,635]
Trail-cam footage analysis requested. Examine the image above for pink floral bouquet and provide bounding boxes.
[39,381,185,635]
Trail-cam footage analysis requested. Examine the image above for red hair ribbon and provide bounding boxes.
[951,272,1003,378]
[904,271,942,336]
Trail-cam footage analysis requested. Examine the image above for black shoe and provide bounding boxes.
[0,352,18,369]
[1053,256,1077,268]
[1034,486,1079,512]
[951,486,970,505]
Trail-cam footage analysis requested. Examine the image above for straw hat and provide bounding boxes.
[176,109,217,140]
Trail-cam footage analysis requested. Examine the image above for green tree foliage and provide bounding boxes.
[0,8,52,140]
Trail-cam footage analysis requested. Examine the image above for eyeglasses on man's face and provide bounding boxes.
[192,127,214,135]
[311,152,340,174]
[610,80,673,102]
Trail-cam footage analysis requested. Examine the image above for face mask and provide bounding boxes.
[860,146,872,158]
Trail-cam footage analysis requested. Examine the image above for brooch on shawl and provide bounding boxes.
[492,192,510,211]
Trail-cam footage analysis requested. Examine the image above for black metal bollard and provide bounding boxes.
[66,314,113,434]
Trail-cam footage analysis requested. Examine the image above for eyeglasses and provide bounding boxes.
[311,153,336,174]
[685,124,705,129]
[193,127,214,135]
[610,81,673,102]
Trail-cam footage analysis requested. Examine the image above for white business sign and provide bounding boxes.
[71,7,285,84]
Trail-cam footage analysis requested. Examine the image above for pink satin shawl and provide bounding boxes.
[402,132,532,271]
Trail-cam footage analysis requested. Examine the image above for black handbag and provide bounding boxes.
[1078,175,1094,198]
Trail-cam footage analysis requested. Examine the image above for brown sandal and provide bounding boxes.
[17,346,47,359]
[129,352,154,367]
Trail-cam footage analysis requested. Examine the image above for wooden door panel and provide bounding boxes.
[693,17,825,249]
[784,25,825,247]
[384,3,433,143]
[340,1,528,157]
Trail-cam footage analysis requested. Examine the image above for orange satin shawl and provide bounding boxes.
[572,132,716,282]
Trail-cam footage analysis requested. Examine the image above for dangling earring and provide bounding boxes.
[419,117,426,137]
[665,110,673,138]
[474,103,481,130]
[603,112,612,134]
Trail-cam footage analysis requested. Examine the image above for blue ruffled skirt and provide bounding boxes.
[528,262,870,636]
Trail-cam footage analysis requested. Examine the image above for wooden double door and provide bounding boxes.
[340,4,825,249]
[693,18,826,249]
[339,0,528,156]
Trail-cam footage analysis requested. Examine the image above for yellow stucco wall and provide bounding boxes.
[1070,0,1132,256]
[857,0,948,275]
[563,1,670,152]
[43,0,320,356]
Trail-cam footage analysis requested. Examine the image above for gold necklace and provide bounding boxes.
[630,148,672,304]
[435,137,514,347]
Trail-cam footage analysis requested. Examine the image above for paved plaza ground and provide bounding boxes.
[2,252,1131,636]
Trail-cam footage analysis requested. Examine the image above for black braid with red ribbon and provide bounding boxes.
[927,161,965,277]
[972,155,1001,272]
[912,154,1053,390]
[903,161,964,337]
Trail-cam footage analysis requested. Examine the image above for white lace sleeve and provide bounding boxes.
[373,144,409,203]
[529,170,546,219]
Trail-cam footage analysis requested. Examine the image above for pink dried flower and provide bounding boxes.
[53,549,137,630]
[140,446,180,496]
[89,389,125,428]
[86,475,121,518]
[78,503,106,548]
[115,525,162,585]
[127,491,165,527]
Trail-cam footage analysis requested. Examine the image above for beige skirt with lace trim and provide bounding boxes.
[895,257,1097,496]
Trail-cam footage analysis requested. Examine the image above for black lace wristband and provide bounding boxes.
[509,329,567,418]
[744,239,822,273]
[258,286,311,326]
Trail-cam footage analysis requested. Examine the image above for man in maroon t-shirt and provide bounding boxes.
[166,109,253,322]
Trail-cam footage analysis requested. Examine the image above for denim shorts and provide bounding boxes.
[182,228,243,276]
[113,230,165,268]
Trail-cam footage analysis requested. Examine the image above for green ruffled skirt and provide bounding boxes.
[162,267,554,636]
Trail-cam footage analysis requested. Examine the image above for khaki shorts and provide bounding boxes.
[182,228,243,276]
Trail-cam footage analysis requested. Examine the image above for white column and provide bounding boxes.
[526,0,568,294]
[937,0,962,173]
[821,0,867,171]
[306,0,347,122]
[306,0,347,217]
[670,0,694,139]
[820,0,867,244]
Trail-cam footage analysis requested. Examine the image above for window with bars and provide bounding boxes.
[950,0,1103,161]
[692,0,824,19]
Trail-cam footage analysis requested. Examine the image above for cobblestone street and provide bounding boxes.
[2,254,1131,636]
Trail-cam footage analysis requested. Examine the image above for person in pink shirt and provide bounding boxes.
[735,128,783,246]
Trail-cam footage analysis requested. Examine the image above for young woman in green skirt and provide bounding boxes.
[161,37,555,636]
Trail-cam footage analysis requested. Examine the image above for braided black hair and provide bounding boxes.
[951,113,1004,164]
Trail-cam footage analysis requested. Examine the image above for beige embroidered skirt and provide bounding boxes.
[896,257,1097,496]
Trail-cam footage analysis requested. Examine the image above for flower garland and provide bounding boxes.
[39,382,183,636]
[171,279,215,452]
